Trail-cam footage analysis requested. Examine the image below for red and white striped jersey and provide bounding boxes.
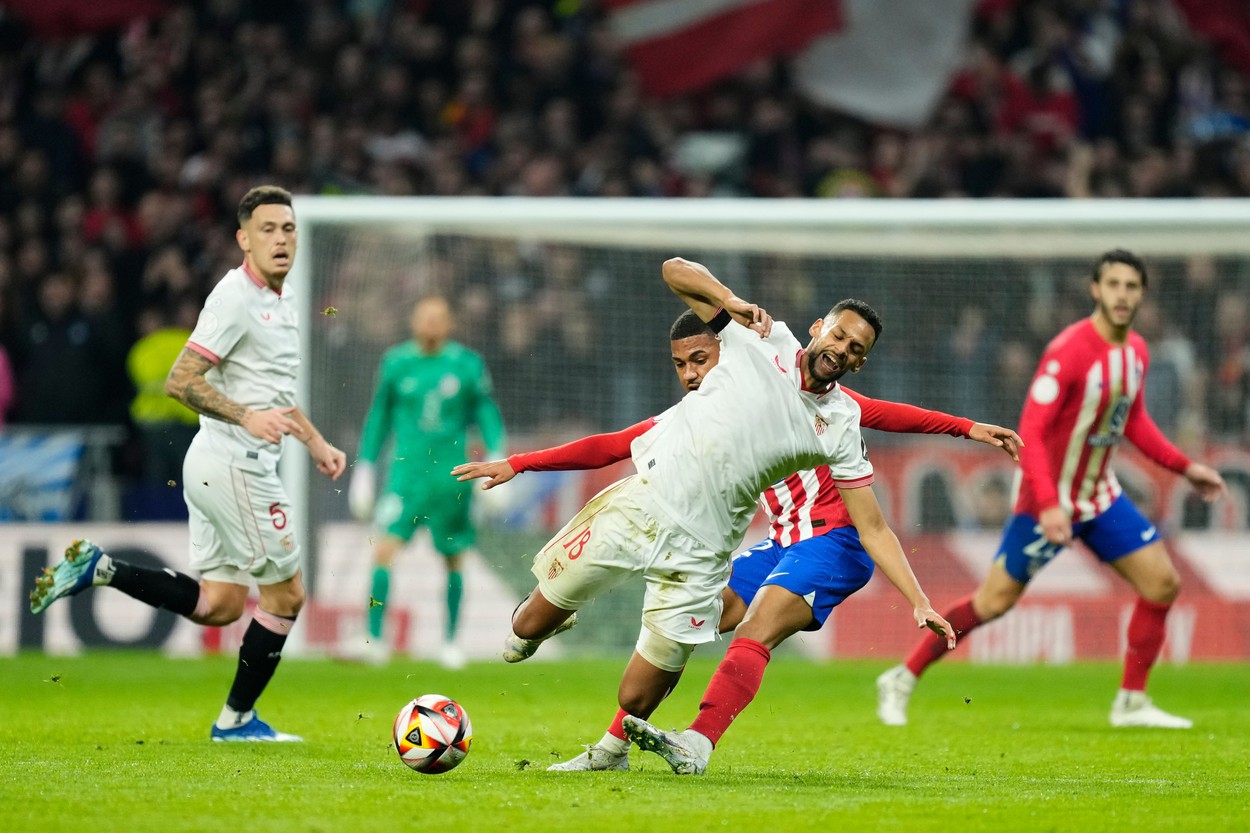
[1015,318,1190,522]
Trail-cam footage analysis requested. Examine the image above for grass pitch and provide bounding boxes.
[1,652,1244,833]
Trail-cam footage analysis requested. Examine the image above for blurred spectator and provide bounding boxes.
[126,299,199,485]
[0,0,1247,492]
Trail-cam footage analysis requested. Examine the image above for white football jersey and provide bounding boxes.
[185,264,300,472]
[630,319,873,552]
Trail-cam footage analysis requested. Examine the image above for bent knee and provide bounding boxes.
[1141,572,1181,605]
[200,600,246,626]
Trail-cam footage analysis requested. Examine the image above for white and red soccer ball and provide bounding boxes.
[392,694,473,774]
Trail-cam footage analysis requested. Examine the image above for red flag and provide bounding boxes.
[4,0,167,39]
[1170,0,1250,78]
[605,0,843,97]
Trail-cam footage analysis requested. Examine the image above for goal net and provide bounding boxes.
[286,198,1250,664]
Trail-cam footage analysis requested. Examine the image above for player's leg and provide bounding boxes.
[429,486,476,669]
[508,478,643,661]
[635,531,870,771]
[717,538,782,634]
[30,538,210,619]
[879,514,1045,725]
[363,487,418,662]
[1086,498,1190,728]
[550,633,691,773]
[212,569,305,742]
[200,462,306,742]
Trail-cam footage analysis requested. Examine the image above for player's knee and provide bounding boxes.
[1142,571,1181,605]
[635,627,693,674]
[200,597,246,626]
[973,587,1017,621]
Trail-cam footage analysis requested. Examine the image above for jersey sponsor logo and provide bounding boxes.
[772,356,788,374]
[1030,373,1060,405]
[690,616,706,628]
[261,312,272,322]
[1141,525,1157,541]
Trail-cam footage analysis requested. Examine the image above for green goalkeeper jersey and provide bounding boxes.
[358,339,506,484]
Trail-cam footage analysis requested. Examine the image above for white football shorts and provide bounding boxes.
[532,475,728,646]
[182,432,301,586]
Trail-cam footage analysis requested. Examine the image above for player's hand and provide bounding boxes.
[915,603,956,649]
[724,295,772,338]
[1185,462,1228,503]
[451,459,517,490]
[1039,504,1072,546]
[309,438,347,480]
[348,462,375,520]
[241,406,298,444]
[968,423,1024,462]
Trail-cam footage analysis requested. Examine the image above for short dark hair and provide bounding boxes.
[670,309,715,340]
[1091,248,1148,288]
[829,299,883,342]
[237,185,294,226]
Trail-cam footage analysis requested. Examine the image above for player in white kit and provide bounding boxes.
[459,257,955,763]
[30,186,347,742]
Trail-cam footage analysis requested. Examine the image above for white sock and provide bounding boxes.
[597,732,629,755]
[216,706,254,729]
[683,729,714,757]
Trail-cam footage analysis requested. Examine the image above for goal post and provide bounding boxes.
[283,197,1250,662]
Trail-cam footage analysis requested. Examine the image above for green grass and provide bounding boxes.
[1,653,1245,833]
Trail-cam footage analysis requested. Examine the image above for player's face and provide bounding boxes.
[670,334,721,391]
[237,204,297,280]
[804,310,874,386]
[412,297,453,347]
[1091,261,1144,328]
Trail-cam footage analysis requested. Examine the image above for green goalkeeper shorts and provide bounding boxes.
[374,476,475,555]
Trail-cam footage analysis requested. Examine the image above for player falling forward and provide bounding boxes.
[455,256,956,768]
[457,310,1022,772]
[877,249,1227,730]
[347,295,506,669]
[30,186,347,742]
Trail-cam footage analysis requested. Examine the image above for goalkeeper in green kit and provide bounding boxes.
[348,295,506,668]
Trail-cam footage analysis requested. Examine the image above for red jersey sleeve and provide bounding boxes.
[507,418,656,473]
[1017,352,1066,512]
[1123,346,1191,474]
[843,387,974,437]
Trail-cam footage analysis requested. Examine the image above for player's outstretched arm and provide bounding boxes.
[967,422,1024,462]
[165,347,297,443]
[452,460,518,490]
[839,484,956,648]
[290,406,347,480]
[661,257,771,336]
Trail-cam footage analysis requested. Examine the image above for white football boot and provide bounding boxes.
[876,665,916,726]
[1109,690,1192,729]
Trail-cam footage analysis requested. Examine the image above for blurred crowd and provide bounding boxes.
[0,0,1248,504]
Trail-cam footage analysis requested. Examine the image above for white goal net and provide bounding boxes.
[284,198,1250,663]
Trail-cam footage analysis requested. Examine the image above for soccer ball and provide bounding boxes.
[392,694,473,774]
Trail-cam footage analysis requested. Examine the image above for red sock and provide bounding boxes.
[904,594,982,677]
[688,637,770,746]
[607,708,628,741]
[1122,598,1171,691]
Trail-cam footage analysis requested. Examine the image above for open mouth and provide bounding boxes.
[818,352,840,376]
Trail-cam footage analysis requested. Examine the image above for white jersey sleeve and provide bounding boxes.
[188,281,247,362]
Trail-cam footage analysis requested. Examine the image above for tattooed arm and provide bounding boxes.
[165,347,296,443]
